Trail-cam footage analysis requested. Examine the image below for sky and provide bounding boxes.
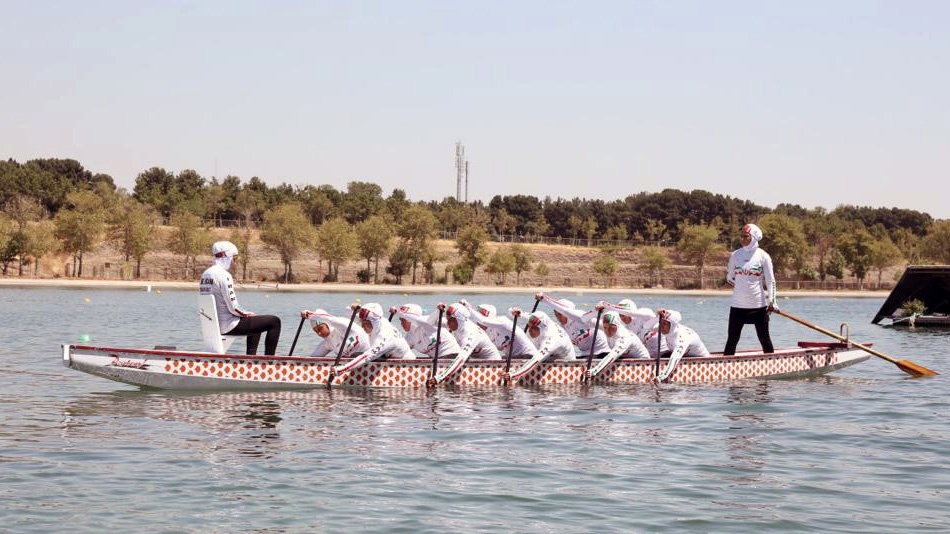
[2,1,948,218]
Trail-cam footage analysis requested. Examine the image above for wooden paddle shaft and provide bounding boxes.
[288,316,305,356]
[776,309,898,363]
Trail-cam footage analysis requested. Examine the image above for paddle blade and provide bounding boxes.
[897,359,939,377]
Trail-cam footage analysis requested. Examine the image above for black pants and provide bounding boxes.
[226,315,282,355]
[724,306,773,356]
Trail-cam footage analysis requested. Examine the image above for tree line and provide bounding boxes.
[1,157,948,288]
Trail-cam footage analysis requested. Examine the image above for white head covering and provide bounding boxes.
[446,302,471,320]
[358,303,386,339]
[526,310,555,335]
[741,224,762,252]
[211,240,239,270]
[396,303,422,316]
[308,308,331,328]
[476,304,497,318]
[616,298,636,316]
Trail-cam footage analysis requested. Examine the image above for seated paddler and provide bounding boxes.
[199,240,281,355]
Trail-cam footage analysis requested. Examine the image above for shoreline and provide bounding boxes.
[0,277,889,299]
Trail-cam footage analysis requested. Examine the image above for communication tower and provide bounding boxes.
[455,141,469,202]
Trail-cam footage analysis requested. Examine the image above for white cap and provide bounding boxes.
[212,240,239,258]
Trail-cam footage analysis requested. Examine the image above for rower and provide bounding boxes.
[505,309,574,383]
[654,309,710,382]
[436,302,502,383]
[391,303,460,361]
[332,303,413,376]
[599,299,667,358]
[300,308,368,358]
[199,241,281,355]
[536,292,610,360]
[458,299,540,360]
[586,308,651,379]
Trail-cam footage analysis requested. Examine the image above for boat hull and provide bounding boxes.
[63,342,871,390]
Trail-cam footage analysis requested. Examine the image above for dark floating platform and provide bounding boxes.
[872,265,950,327]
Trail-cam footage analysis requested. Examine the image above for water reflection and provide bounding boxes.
[721,382,773,488]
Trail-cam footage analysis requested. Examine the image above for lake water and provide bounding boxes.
[1,287,947,533]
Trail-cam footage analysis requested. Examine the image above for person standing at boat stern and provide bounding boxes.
[724,223,776,355]
[199,241,281,355]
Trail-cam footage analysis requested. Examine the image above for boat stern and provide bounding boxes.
[62,344,72,368]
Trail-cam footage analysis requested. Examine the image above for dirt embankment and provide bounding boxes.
[16,226,894,291]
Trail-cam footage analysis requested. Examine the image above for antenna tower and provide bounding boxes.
[455,141,467,202]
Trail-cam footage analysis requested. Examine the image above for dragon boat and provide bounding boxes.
[62,341,870,390]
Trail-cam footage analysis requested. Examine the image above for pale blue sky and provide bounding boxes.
[2,1,948,217]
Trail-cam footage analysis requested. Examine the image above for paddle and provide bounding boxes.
[775,309,938,377]
[502,314,520,386]
[326,305,360,388]
[426,307,445,388]
[288,316,305,356]
[582,307,604,383]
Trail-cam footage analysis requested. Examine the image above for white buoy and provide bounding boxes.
[146,285,152,292]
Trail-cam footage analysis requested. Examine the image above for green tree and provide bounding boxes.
[485,247,516,284]
[921,220,950,264]
[53,191,106,277]
[677,223,724,289]
[0,214,15,275]
[602,224,629,243]
[167,210,210,276]
[356,214,394,283]
[397,205,438,284]
[510,243,533,285]
[420,242,445,284]
[342,181,385,224]
[826,248,846,286]
[314,217,356,282]
[535,261,550,279]
[838,227,875,289]
[454,224,490,282]
[870,236,903,289]
[758,213,809,277]
[22,220,58,276]
[592,252,619,287]
[228,227,253,282]
[261,203,316,283]
[386,241,412,284]
[109,198,158,278]
[3,195,46,275]
[640,246,669,287]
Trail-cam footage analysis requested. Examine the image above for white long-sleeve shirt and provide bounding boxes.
[394,306,461,358]
[461,301,540,358]
[656,315,711,382]
[305,309,369,359]
[199,263,250,334]
[540,295,610,356]
[510,311,575,381]
[335,304,414,374]
[727,246,776,309]
[589,313,651,377]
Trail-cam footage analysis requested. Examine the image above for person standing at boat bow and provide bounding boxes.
[199,241,281,355]
[724,223,777,355]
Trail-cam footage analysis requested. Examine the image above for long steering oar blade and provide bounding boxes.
[775,309,938,377]
[583,308,604,382]
[327,306,360,388]
[503,315,520,386]
[288,316,305,356]
[428,307,445,388]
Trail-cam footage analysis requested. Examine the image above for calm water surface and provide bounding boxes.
[0,288,947,533]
